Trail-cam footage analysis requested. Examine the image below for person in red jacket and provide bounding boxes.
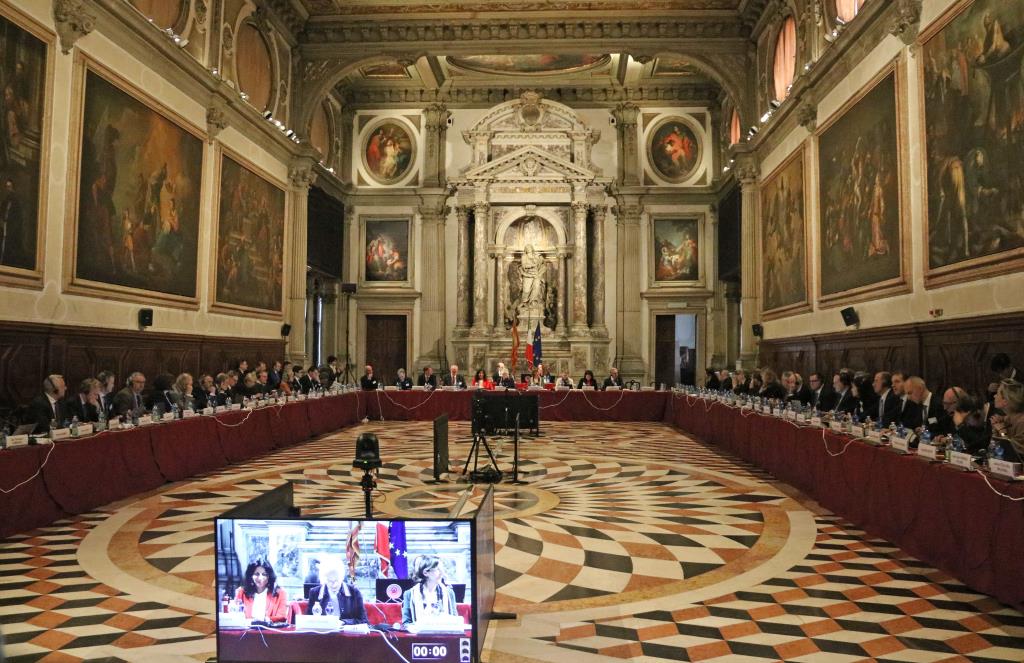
[234,559,289,623]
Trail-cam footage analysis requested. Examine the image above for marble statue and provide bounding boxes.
[506,244,557,330]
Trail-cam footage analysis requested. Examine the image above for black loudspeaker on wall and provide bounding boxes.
[138,308,153,328]
[840,306,860,327]
[340,282,357,294]
[281,323,292,337]
[751,323,764,338]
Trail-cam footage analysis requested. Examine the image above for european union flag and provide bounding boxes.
[532,323,542,366]
[389,521,408,579]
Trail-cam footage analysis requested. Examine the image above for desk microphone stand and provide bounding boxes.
[509,413,527,485]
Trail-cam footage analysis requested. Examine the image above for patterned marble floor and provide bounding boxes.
[1,421,1023,662]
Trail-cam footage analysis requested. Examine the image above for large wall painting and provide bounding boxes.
[213,151,286,316]
[652,217,700,283]
[760,147,810,318]
[817,65,907,305]
[70,64,204,305]
[363,218,409,283]
[362,120,415,185]
[446,55,609,76]
[920,0,1024,286]
[647,118,702,184]
[0,8,49,284]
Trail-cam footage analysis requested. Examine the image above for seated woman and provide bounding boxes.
[307,560,367,624]
[395,368,413,390]
[496,368,516,389]
[234,559,289,623]
[471,369,492,389]
[992,379,1024,453]
[577,370,599,389]
[948,393,990,454]
[556,371,574,388]
[402,555,459,626]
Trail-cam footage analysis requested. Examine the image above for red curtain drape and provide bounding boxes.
[836,0,866,24]
[729,109,742,145]
[773,16,797,102]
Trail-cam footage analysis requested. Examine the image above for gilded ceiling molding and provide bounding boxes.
[340,85,722,106]
[52,0,97,54]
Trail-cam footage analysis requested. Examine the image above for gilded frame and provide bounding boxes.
[358,214,414,290]
[917,0,1024,288]
[62,54,206,309]
[647,212,706,290]
[814,58,911,309]
[759,143,812,321]
[0,4,54,290]
[209,145,289,320]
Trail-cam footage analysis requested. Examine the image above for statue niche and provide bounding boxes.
[503,216,559,331]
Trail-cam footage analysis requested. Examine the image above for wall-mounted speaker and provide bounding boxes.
[341,282,357,294]
[138,308,153,328]
[840,306,860,328]
[751,323,764,338]
[281,323,292,337]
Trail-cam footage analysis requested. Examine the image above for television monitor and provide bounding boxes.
[433,414,449,482]
[215,515,489,663]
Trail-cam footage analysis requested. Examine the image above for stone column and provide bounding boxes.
[338,106,355,184]
[493,252,506,333]
[286,159,317,366]
[557,251,569,338]
[416,199,447,367]
[472,203,490,331]
[614,195,645,379]
[320,280,339,360]
[707,205,726,368]
[590,204,608,334]
[736,157,761,368]
[571,200,589,334]
[305,275,319,366]
[454,206,471,330]
[423,104,450,188]
[612,103,641,186]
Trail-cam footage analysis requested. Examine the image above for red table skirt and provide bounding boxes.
[665,395,1024,610]
[356,389,669,422]
[0,394,359,540]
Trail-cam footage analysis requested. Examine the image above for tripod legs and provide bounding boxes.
[461,432,502,482]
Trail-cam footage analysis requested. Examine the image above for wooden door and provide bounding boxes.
[365,315,407,385]
[654,315,676,388]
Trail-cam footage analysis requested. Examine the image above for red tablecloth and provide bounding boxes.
[0,394,359,539]
[357,389,669,422]
[665,396,1024,610]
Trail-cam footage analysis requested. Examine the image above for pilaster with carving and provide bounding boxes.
[286,158,317,365]
[472,202,490,331]
[590,204,608,335]
[613,195,645,380]
[570,198,589,334]
[612,103,640,186]
[53,0,96,54]
[416,199,448,367]
[454,206,471,330]
[735,155,760,368]
[423,103,451,188]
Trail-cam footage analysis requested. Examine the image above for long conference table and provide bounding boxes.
[2,389,1022,610]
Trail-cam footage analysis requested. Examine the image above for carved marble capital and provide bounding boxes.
[289,161,317,190]
[53,0,96,54]
[889,0,922,46]
[796,101,817,131]
[206,101,229,142]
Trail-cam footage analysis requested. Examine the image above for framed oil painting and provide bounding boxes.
[816,64,908,306]
[212,150,286,317]
[652,216,701,284]
[647,117,702,184]
[919,0,1024,287]
[362,218,410,284]
[0,7,51,287]
[362,120,415,185]
[67,60,204,306]
[760,147,810,319]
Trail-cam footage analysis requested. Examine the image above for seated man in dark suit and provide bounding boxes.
[872,371,900,427]
[213,373,233,406]
[360,364,379,390]
[267,361,284,390]
[831,372,858,415]
[301,366,323,394]
[193,374,215,410]
[395,368,413,390]
[417,366,437,389]
[603,367,624,390]
[289,366,304,393]
[66,378,102,423]
[96,370,117,420]
[807,373,836,411]
[112,372,148,419]
[904,377,943,432]
[758,369,787,400]
[26,374,67,434]
[891,371,916,427]
[441,364,467,388]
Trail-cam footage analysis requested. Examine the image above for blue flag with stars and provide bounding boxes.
[532,323,542,367]
[389,521,408,579]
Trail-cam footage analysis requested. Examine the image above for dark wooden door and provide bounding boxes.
[365,315,407,385]
[654,315,676,388]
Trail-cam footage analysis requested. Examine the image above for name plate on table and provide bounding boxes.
[868,430,883,442]
[5,434,29,448]
[989,458,1023,480]
[51,428,71,441]
[161,412,175,421]
[641,386,655,392]
[556,385,570,391]
[850,425,865,438]
[950,450,975,471]
[294,614,341,630]
[890,436,910,454]
[443,386,459,391]
[384,386,398,391]
[211,406,223,414]
[297,394,307,400]
[219,613,250,629]
[412,385,426,391]
[829,420,843,431]
[581,386,595,391]
[230,403,242,410]
[606,386,621,391]
[76,423,94,436]
[138,415,155,426]
[917,442,941,460]
[810,416,823,426]
[108,418,122,430]
[183,409,197,418]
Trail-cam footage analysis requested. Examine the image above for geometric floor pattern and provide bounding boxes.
[1,420,1022,661]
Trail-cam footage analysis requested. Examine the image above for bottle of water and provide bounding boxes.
[171,404,179,419]
[921,429,932,446]
[897,423,906,438]
[951,434,964,453]
[312,602,322,616]
[70,416,80,437]
[226,396,232,407]
[986,437,999,467]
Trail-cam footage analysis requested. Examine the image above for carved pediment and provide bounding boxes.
[458,145,598,183]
